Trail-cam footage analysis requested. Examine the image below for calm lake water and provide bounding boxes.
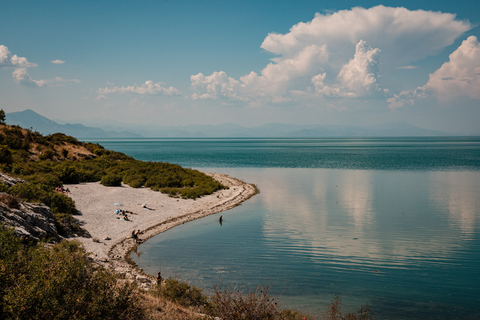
[91,137,480,319]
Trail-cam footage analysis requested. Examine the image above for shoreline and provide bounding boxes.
[66,173,258,288]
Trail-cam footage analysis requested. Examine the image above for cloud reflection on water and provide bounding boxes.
[257,169,480,269]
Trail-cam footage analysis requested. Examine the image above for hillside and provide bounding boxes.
[0,121,226,239]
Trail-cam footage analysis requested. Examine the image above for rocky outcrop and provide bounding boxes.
[0,197,62,242]
[0,172,26,187]
[1,172,63,242]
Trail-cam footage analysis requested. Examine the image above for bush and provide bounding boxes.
[124,174,145,188]
[209,282,280,320]
[0,145,12,164]
[47,192,76,215]
[160,277,209,309]
[24,173,61,190]
[0,233,145,320]
[0,193,20,209]
[324,295,373,320]
[8,183,44,203]
[39,149,55,160]
[101,174,123,187]
[58,165,80,184]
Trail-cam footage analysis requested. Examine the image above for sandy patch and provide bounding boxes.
[66,173,257,287]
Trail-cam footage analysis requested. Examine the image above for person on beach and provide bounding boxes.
[131,230,141,242]
[156,271,162,285]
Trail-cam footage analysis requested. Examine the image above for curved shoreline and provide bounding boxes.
[67,173,258,288]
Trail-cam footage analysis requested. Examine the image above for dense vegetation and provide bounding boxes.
[0,124,226,200]
[0,226,144,320]
[0,120,226,233]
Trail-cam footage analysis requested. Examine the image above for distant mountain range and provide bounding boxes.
[6,109,453,139]
[6,109,142,138]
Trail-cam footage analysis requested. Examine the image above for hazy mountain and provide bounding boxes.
[73,121,451,137]
[6,109,453,138]
[6,109,142,139]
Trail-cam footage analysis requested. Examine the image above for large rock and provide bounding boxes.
[0,172,26,187]
[0,197,61,242]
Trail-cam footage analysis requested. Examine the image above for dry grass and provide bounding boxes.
[137,291,205,320]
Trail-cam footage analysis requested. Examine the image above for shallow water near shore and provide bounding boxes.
[91,138,480,319]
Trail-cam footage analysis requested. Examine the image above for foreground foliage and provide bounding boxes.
[0,226,144,320]
[151,277,371,320]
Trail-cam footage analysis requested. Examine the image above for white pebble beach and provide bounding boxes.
[65,173,257,286]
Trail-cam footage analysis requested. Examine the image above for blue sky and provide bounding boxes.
[1,0,479,133]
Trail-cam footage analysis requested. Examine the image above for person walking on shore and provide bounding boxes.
[156,271,162,285]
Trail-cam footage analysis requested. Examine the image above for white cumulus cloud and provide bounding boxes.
[388,36,480,109]
[261,5,471,68]
[191,6,471,106]
[0,45,37,68]
[12,68,47,87]
[423,36,480,99]
[0,44,47,87]
[191,71,244,101]
[98,80,181,97]
[313,40,387,98]
[51,59,66,64]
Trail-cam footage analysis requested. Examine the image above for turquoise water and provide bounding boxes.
[91,138,480,319]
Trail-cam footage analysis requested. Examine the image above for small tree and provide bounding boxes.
[0,109,5,125]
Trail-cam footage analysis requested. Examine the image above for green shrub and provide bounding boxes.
[24,173,61,190]
[0,233,145,320]
[101,174,123,187]
[0,145,12,164]
[57,165,80,184]
[161,277,209,309]
[46,132,81,145]
[47,192,76,215]
[39,149,55,160]
[8,183,45,203]
[124,174,145,188]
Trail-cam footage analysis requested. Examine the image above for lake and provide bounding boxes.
[91,137,480,319]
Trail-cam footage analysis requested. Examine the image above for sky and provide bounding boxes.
[1,0,479,134]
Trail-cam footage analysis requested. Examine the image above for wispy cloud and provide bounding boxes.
[54,76,81,86]
[50,59,66,64]
[397,66,419,70]
[98,80,181,97]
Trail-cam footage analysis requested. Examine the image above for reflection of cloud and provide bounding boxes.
[431,171,480,236]
[338,170,373,232]
[255,169,471,268]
